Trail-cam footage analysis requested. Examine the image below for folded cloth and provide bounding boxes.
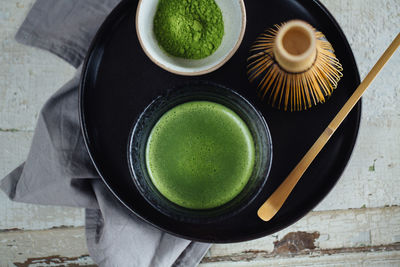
[0,0,210,266]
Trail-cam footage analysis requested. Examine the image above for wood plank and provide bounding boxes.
[201,251,400,267]
[0,227,93,266]
[201,206,400,265]
[314,118,400,211]
[207,206,400,258]
[1,207,399,266]
[0,0,75,131]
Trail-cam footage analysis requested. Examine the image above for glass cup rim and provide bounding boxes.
[127,82,273,223]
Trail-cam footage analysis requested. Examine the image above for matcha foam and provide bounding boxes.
[145,101,255,209]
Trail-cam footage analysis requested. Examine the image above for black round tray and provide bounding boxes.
[80,0,361,243]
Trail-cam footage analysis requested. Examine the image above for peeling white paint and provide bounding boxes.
[351,231,371,247]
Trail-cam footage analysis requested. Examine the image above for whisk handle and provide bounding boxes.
[258,33,400,222]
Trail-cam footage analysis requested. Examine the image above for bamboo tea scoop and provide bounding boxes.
[258,33,400,222]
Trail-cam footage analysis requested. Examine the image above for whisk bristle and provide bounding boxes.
[247,23,343,111]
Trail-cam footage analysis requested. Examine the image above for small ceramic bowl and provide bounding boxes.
[136,0,246,76]
[127,82,273,223]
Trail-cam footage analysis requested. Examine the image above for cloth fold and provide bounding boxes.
[15,0,121,67]
[1,0,210,266]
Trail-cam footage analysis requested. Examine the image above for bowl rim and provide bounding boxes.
[135,0,247,76]
[126,82,273,223]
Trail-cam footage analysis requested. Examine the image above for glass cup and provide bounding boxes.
[128,82,272,223]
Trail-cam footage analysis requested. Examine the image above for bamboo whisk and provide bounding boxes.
[247,20,343,111]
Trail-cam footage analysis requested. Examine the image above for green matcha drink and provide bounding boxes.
[145,101,255,209]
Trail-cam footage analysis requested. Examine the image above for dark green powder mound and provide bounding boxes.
[153,0,224,59]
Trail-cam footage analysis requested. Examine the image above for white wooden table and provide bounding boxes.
[0,0,399,266]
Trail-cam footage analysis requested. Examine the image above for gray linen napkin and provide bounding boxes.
[1,1,211,266]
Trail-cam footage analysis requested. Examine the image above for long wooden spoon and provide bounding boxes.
[258,33,400,222]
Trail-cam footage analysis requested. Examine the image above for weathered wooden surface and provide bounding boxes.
[0,0,399,266]
[1,227,93,266]
[1,207,399,266]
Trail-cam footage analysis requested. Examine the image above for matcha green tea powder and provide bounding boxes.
[153,0,224,59]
